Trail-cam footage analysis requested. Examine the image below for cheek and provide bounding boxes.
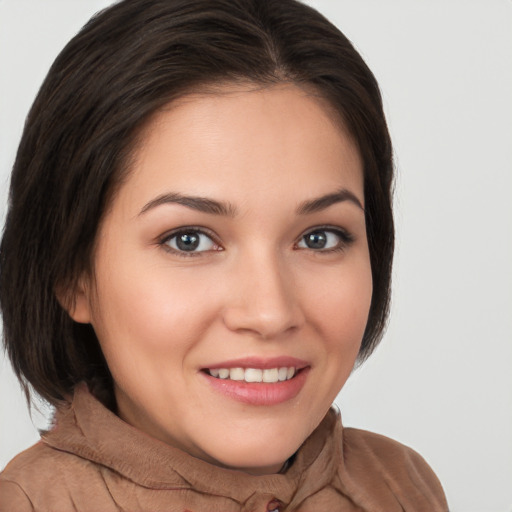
[294,256,372,432]
[307,258,373,353]
[88,259,221,370]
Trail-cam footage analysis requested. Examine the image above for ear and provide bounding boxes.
[55,277,92,324]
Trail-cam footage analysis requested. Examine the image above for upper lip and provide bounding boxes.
[202,356,309,370]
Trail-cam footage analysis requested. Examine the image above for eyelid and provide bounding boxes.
[295,225,355,251]
[157,224,354,256]
[158,226,223,256]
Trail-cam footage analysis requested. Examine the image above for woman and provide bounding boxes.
[0,0,448,510]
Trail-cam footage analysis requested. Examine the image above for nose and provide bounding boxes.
[222,251,304,339]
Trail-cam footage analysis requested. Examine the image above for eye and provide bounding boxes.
[296,228,353,251]
[162,229,220,254]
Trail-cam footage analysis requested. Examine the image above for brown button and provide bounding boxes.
[267,498,282,512]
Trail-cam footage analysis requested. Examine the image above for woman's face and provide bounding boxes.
[72,83,372,474]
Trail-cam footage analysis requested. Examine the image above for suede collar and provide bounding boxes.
[42,383,343,506]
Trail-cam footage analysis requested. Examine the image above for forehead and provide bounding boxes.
[119,83,364,211]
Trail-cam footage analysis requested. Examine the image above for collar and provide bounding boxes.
[43,383,343,505]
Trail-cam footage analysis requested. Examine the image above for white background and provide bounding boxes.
[1,1,511,511]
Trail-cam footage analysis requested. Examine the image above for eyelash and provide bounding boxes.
[158,225,355,258]
[296,226,355,253]
[159,226,221,258]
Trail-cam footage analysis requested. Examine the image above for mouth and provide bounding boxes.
[205,366,298,383]
[201,358,309,405]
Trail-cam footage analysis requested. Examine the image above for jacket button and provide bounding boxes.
[267,499,282,511]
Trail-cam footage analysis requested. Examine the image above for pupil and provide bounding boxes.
[177,233,199,251]
[306,231,326,249]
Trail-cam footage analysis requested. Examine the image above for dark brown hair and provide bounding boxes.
[0,0,394,407]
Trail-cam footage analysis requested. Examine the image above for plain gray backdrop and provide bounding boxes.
[1,1,511,511]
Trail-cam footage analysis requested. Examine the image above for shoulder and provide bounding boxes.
[0,479,34,512]
[339,427,449,511]
[1,440,82,484]
[344,426,435,468]
[0,441,117,512]
[0,443,50,511]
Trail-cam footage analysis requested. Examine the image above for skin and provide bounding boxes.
[69,83,373,475]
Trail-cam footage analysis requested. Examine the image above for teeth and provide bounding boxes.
[245,368,263,382]
[263,368,279,383]
[278,367,288,381]
[208,366,297,383]
[229,367,244,381]
[218,368,230,379]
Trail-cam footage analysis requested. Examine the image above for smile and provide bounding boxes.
[202,359,309,406]
[207,367,296,383]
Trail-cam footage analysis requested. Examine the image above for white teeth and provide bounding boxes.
[208,366,298,383]
[218,368,230,379]
[263,368,279,383]
[245,368,263,383]
[229,367,244,381]
[278,367,288,381]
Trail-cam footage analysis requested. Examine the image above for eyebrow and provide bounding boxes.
[139,192,237,217]
[296,188,364,214]
[139,188,363,217]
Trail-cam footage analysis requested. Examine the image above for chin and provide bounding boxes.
[200,422,310,475]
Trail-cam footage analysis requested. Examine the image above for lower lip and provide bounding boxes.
[202,368,309,406]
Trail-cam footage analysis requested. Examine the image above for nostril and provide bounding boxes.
[221,299,304,340]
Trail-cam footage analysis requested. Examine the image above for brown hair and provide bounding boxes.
[0,0,394,407]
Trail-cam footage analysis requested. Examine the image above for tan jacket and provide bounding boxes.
[0,385,448,511]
